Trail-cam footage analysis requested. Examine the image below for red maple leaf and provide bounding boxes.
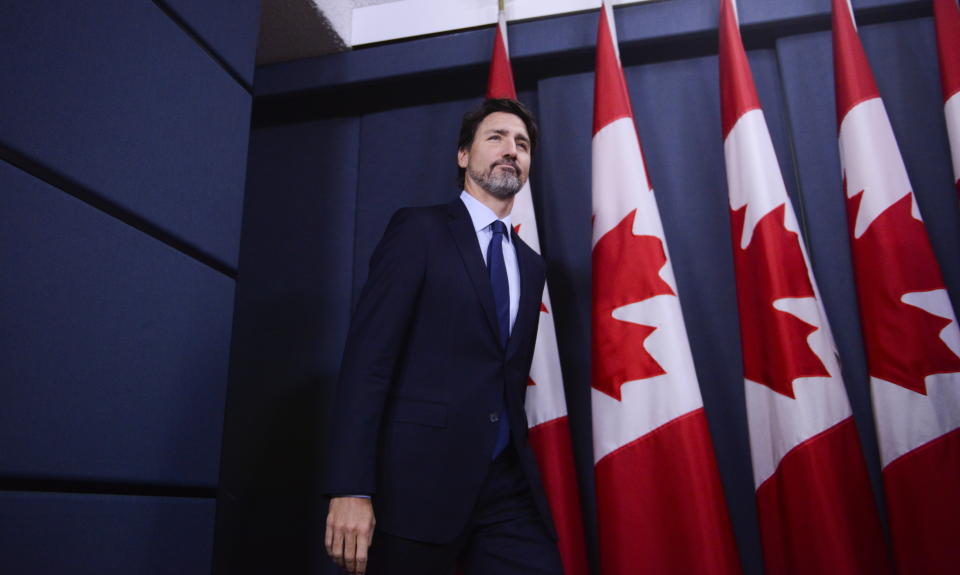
[514,223,522,235]
[592,210,674,400]
[731,204,829,398]
[847,187,960,393]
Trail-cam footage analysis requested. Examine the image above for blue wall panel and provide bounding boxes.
[0,491,214,575]
[160,0,261,86]
[0,0,251,269]
[0,160,234,486]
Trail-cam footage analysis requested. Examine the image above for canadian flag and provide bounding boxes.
[485,9,589,575]
[591,2,741,573]
[935,0,960,200]
[833,0,960,572]
[719,1,891,573]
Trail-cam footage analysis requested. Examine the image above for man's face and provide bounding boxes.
[458,111,531,199]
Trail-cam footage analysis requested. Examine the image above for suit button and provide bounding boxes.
[489,412,499,423]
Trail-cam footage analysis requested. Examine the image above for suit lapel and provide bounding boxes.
[446,199,501,344]
[507,232,539,360]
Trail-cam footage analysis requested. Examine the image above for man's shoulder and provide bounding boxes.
[385,200,460,232]
[394,201,454,218]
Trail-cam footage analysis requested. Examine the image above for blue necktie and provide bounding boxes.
[487,220,511,458]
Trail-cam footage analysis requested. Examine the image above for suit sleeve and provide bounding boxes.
[322,208,427,496]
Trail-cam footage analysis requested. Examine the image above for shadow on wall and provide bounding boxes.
[214,116,360,574]
[215,295,343,574]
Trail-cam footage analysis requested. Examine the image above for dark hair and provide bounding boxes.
[457,98,539,188]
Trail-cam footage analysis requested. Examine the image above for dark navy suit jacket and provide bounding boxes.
[323,198,555,544]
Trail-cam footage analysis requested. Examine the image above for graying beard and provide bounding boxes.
[470,166,521,199]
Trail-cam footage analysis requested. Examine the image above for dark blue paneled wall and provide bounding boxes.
[0,161,233,486]
[232,2,958,575]
[0,0,254,269]
[0,1,259,573]
[0,492,216,575]
[160,0,260,86]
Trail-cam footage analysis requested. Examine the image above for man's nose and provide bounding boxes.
[501,139,518,157]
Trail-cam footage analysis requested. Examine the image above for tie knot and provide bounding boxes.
[491,220,508,238]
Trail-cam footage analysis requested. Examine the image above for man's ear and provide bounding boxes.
[457,148,468,169]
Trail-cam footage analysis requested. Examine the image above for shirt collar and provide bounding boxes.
[460,190,513,242]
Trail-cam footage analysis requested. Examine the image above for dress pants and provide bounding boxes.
[364,445,562,575]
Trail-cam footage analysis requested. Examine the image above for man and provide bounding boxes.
[323,99,561,575]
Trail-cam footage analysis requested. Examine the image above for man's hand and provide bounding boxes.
[325,496,376,575]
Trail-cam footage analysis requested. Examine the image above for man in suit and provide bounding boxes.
[323,99,561,575]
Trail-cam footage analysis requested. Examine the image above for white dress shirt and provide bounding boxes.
[460,190,520,335]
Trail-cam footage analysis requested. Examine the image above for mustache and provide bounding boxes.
[492,159,520,174]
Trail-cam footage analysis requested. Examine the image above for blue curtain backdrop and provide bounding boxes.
[225,2,960,574]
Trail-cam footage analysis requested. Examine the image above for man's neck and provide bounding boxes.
[463,184,514,220]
